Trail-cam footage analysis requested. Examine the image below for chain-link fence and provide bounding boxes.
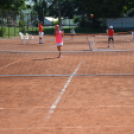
[0,9,39,38]
[1,9,134,38]
[44,12,134,34]
[61,13,134,34]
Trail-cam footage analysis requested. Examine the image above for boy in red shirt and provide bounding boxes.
[107,26,115,48]
[38,21,44,44]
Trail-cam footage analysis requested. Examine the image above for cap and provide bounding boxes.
[55,25,59,28]
[109,26,113,29]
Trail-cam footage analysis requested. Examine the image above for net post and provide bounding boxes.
[92,36,95,51]
[87,37,92,51]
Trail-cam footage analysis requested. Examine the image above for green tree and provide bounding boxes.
[48,0,80,18]
[0,0,28,11]
[32,0,48,22]
[77,0,134,18]
[71,0,134,28]
[103,0,134,17]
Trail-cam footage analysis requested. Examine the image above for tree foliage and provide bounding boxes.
[0,0,28,11]
[47,0,134,18]
[32,0,48,21]
[77,0,134,18]
[48,0,81,18]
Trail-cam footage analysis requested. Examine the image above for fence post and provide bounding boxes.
[13,11,14,37]
[121,14,123,30]
[7,18,9,38]
[0,9,2,37]
[31,12,33,35]
[52,17,53,34]
[69,15,70,31]
[19,11,20,33]
[58,0,62,30]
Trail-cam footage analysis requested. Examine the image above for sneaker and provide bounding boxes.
[107,45,110,48]
[113,44,115,47]
[39,42,44,44]
[57,55,63,58]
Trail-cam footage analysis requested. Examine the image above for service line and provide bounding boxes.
[45,61,83,121]
[0,59,21,70]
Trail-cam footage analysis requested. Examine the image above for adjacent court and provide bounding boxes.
[0,34,134,134]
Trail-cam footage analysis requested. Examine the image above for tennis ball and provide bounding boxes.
[90,14,94,18]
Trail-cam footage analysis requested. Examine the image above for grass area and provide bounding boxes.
[0,27,20,38]
[0,26,131,38]
[0,27,39,38]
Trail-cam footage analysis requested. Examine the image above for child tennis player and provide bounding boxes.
[70,28,76,39]
[54,25,64,58]
[107,26,115,48]
[38,21,44,44]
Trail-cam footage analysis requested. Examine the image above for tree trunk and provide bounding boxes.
[58,0,62,30]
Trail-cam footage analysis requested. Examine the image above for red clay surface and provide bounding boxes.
[0,34,134,134]
[0,51,134,75]
[0,76,134,134]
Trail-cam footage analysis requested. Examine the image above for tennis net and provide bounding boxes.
[0,37,92,52]
[0,50,134,76]
[92,36,134,51]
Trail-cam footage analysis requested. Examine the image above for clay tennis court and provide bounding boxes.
[0,34,134,134]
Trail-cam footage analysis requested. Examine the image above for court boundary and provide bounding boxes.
[0,73,134,77]
[1,105,134,110]
[0,126,134,130]
[0,49,134,53]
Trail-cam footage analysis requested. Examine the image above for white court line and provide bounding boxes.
[1,73,134,77]
[0,59,21,70]
[127,39,131,42]
[95,36,133,38]
[1,105,134,110]
[1,49,134,53]
[0,126,134,130]
[45,61,83,121]
[0,50,92,53]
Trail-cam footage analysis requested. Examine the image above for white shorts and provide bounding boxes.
[39,32,44,38]
[56,42,63,46]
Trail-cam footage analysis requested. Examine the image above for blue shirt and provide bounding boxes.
[70,30,75,34]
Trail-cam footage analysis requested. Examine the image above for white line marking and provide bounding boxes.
[127,39,130,42]
[95,36,133,38]
[0,126,134,130]
[1,49,134,53]
[0,59,21,70]
[0,105,134,110]
[45,61,83,121]
[0,37,87,41]
[0,50,92,53]
[1,73,134,77]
